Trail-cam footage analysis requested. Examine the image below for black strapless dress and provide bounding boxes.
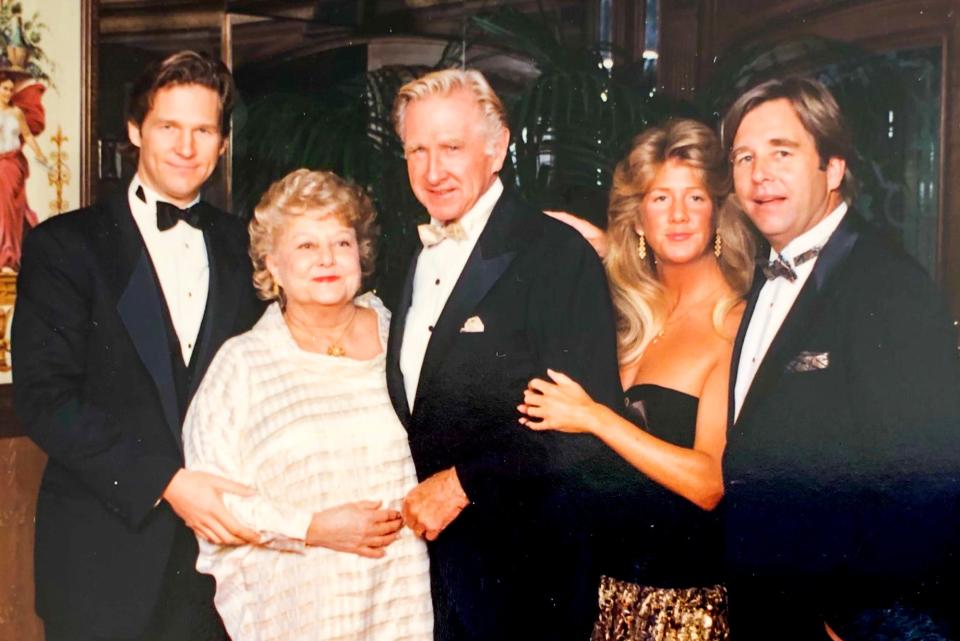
[592,384,729,641]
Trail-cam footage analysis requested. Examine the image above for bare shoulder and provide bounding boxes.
[703,299,745,374]
[721,300,746,340]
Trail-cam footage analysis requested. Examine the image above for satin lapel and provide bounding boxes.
[386,249,421,426]
[736,214,861,425]
[413,197,519,409]
[190,206,243,396]
[111,193,180,441]
[728,267,764,427]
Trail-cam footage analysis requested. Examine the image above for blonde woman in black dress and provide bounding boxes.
[520,119,756,641]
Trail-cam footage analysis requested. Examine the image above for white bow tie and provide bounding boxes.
[418,221,468,247]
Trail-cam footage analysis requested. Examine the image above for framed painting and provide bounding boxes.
[0,5,95,639]
[0,0,95,400]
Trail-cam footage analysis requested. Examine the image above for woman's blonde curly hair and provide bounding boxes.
[248,168,379,303]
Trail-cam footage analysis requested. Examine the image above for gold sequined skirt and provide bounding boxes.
[591,575,729,641]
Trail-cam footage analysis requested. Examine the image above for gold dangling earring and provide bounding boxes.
[271,281,281,299]
[714,231,722,258]
[637,232,647,261]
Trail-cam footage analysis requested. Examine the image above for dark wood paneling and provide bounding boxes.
[82,0,98,208]
[0,387,17,438]
[658,0,701,98]
[611,0,647,65]
[0,437,45,640]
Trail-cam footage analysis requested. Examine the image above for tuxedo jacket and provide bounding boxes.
[12,190,264,637]
[386,188,623,640]
[724,211,960,637]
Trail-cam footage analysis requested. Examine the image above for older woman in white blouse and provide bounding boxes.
[183,169,432,641]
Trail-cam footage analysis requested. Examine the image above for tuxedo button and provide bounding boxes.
[434,278,440,285]
[428,325,434,332]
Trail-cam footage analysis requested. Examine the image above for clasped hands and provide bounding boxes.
[165,468,404,557]
[402,467,469,541]
[174,465,472,551]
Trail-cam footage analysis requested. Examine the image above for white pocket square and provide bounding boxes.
[785,350,829,373]
[459,316,485,333]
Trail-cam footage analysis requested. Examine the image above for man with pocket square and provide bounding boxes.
[722,76,960,640]
[385,68,623,640]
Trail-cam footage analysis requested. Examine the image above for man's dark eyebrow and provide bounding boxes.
[729,138,801,161]
[769,138,800,148]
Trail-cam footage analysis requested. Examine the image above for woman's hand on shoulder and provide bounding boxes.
[306,500,403,558]
[544,210,609,259]
[518,369,602,434]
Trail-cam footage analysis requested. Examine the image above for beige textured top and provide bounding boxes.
[183,293,433,641]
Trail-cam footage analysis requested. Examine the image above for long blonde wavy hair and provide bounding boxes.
[606,119,756,366]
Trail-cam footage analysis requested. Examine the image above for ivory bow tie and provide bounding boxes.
[418,221,467,247]
[761,246,822,282]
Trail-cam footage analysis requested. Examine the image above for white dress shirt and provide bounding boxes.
[128,176,209,364]
[734,202,848,420]
[400,178,503,410]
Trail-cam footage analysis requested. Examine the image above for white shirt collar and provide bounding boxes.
[428,177,503,242]
[129,174,201,211]
[771,201,848,262]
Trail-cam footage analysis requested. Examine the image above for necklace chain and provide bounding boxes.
[643,286,724,357]
[288,305,359,357]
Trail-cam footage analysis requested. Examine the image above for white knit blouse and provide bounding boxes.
[183,293,433,641]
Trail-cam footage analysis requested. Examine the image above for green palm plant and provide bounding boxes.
[233,65,428,302]
[231,7,677,301]
[449,8,675,222]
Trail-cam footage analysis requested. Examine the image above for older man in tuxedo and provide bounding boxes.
[722,76,960,640]
[13,51,263,641]
[386,68,622,641]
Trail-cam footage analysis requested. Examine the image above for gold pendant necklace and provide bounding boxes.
[289,305,359,357]
[325,305,358,357]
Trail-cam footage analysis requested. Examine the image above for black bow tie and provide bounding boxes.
[761,246,822,282]
[136,185,203,231]
[156,201,203,231]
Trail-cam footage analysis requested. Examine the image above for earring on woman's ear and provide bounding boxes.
[637,232,647,261]
[272,281,281,299]
[714,231,722,258]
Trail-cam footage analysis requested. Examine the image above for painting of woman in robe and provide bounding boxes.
[0,67,47,271]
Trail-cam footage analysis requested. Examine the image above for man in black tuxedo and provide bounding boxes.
[722,76,960,639]
[386,68,622,640]
[13,51,264,641]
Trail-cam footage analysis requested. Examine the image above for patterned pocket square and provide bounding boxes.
[459,316,485,333]
[785,350,829,373]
